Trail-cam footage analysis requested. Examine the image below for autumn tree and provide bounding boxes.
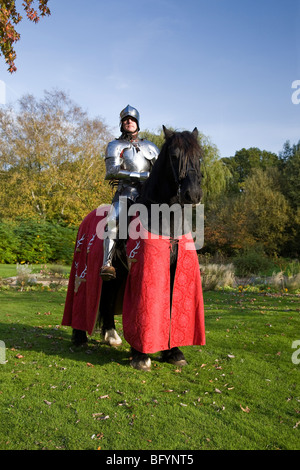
[0,0,50,72]
[278,140,300,255]
[204,168,291,256]
[0,89,113,224]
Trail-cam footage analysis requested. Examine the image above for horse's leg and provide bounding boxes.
[99,281,122,346]
[130,347,151,371]
[71,328,88,347]
[99,253,128,346]
[161,347,187,366]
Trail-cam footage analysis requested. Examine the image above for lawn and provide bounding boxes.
[0,288,299,450]
[0,263,70,279]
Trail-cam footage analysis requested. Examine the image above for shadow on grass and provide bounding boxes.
[0,320,131,368]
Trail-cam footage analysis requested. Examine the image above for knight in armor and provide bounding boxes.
[100,105,160,281]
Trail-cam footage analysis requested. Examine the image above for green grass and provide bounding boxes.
[0,264,71,279]
[0,288,299,450]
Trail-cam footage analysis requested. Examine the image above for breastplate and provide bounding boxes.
[121,145,151,173]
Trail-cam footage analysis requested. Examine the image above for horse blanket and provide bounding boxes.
[62,207,109,335]
[122,222,205,353]
[62,209,205,354]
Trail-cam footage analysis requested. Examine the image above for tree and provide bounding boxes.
[204,168,292,256]
[140,128,232,208]
[0,89,113,224]
[278,140,300,255]
[139,127,166,150]
[0,0,50,73]
[222,147,279,193]
[199,133,232,208]
[238,168,291,254]
[279,140,300,210]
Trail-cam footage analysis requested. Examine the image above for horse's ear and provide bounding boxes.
[163,125,174,140]
[192,127,199,138]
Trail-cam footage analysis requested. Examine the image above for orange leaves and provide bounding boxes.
[0,0,51,72]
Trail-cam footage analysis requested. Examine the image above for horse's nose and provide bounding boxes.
[183,187,201,204]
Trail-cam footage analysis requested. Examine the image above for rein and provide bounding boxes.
[168,149,197,205]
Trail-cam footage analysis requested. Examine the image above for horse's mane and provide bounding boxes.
[140,129,202,204]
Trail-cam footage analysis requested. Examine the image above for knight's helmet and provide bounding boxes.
[120,104,140,131]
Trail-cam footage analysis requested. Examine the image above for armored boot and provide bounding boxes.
[100,238,116,281]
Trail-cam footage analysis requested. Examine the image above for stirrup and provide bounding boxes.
[100,265,116,281]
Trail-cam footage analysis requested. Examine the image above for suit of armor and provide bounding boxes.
[101,105,159,279]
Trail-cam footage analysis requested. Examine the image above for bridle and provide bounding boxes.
[168,149,199,204]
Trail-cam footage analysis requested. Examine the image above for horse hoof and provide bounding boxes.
[104,329,122,346]
[71,329,88,347]
[130,356,151,371]
[168,358,188,367]
[161,347,188,366]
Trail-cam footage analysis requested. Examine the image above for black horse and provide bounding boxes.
[71,126,203,370]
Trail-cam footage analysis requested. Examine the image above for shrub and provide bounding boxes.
[16,263,37,288]
[0,221,19,263]
[0,219,77,264]
[200,263,235,291]
[269,270,300,293]
[233,246,273,277]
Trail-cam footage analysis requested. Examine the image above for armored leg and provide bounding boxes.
[100,202,119,281]
[101,196,129,281]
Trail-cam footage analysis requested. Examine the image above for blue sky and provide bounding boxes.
[1,0,299,158]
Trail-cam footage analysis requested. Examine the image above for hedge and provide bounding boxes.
[0,219,77,264]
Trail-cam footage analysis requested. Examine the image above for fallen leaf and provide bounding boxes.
[86,362,94,367]
[240,404,250,413]
[215,388,222,394]
[92,413,109,420]
[15,354,24,359]
[44,400,52,406]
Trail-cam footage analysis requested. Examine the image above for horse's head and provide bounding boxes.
[162,125,202,205]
